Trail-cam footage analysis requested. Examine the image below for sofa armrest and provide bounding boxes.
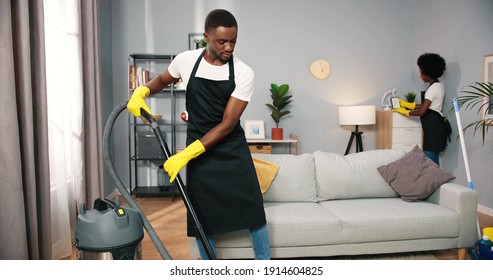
[426,182,478,248]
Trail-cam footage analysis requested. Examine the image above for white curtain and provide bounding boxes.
[44,0,84,259]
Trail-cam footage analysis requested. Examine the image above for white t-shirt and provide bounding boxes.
[424,82,444,116]
[168,48,255,102]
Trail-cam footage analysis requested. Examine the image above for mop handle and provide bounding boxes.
[453,98,474,189]
[454,99,482,240]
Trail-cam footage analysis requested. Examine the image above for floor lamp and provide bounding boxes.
[338,105,376,156]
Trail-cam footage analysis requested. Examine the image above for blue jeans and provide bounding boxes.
[423,150,439,166]
[196,224,270,260]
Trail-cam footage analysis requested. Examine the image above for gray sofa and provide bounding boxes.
[189,149,478,260]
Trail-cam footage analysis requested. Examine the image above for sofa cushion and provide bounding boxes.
[252,154,318,202]
[214,202,344,248]
[319,198,459,242]
[377,145,456,202]
[314,150,405,201]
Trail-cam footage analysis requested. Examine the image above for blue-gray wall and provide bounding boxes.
[100,0,493,212]
[413,0,493,213]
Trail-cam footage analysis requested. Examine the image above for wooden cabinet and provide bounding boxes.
[376,110,422,152]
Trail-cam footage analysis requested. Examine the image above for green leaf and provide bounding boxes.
[278,84,289,96]
[271,111,281,122]
[277,100,292,111]
[281,95,293,102]
[265,104,276,111]
[280,111,291,117]
[454,82,493,148]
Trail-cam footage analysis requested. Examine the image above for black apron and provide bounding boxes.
[420,90,450,152]
[185,49,266,237]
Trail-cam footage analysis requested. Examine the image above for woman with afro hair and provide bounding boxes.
[395,53,451,165]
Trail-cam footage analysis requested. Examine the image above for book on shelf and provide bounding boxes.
[132,66,151,88]
[144,70,149,84]
[129,65,136,89]
[137,67,143,86]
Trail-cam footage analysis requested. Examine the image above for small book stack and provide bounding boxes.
[129,65,150,89]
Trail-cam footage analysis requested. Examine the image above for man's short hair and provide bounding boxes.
[204,9,237,32]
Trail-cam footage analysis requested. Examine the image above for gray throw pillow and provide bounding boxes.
[377,145,455,202]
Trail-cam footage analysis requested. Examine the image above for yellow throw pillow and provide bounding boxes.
[252,157,279,195]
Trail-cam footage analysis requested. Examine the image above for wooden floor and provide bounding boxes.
[65,196,493,260]
[134,196,191,260]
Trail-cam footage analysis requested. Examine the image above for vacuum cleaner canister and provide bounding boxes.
[75,198,144,260]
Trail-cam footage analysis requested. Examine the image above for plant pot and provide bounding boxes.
[271,128,283,140]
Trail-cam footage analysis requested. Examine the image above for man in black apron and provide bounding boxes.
[394,53,449,165]
[127,9,270,260]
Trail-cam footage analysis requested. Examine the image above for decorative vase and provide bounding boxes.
[271,128,283,140]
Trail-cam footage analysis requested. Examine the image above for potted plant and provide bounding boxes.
[452,82,493,146]
[266,83,293,140]
[405,91,417,103]
[194,38,207,49]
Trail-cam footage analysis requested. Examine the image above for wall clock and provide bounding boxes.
[309,59,330,80]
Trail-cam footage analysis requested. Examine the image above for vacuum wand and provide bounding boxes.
[140,109,216,260]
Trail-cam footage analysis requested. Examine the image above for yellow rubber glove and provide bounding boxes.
[163,140,206,183]
[127,86,152,117]
[393,107,411,116]
[398,99,416,110]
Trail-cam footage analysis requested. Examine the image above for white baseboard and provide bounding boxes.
[478,204,493,217]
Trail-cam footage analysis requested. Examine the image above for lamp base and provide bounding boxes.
[344,125,364,156]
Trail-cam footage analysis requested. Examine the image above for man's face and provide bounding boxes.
[204,26,237,63]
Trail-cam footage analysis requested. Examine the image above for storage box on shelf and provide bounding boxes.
[247,133,299,155]
[248,144,272,154]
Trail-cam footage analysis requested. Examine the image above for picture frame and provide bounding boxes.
[244,120,265,139]
[483,54,493,120]
[188,32,205,50]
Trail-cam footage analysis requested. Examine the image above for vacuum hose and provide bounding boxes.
[103,101,172,260]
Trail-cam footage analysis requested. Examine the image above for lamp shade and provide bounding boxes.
[338,105,376,126]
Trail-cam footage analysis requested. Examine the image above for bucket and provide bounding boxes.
[477,234,493,260]
[75,198,144,260]
[478,245,493,260]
